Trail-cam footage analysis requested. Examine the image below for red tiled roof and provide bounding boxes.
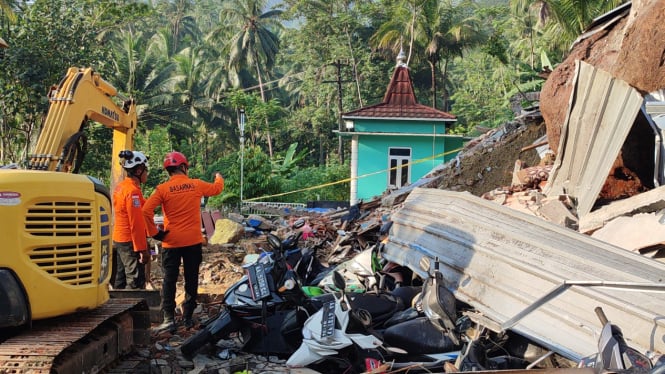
[343,66,456,121]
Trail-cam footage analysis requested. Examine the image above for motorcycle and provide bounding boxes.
[285,218,334,288]
[578,306,656,373]
[287,259,462,373]
[286,270,385,369]
[456,291,665,373]
[317,240,414,295]
[180,231,318,359]
[381,256,459,349]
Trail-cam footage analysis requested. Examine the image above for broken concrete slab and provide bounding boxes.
[536,197,578,229]
[590,212,665,252]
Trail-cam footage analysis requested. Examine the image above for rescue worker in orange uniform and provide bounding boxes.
[111,150,150,289]
[143,151,224,333]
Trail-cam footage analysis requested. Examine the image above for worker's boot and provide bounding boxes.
[153,312,176,334]
[182,307,196,329]
[183,317,196,329]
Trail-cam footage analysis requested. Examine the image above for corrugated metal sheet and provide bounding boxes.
[543,60,644,217]
[383,188,665,361]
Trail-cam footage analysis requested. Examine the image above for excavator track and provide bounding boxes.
[0,298,149,374]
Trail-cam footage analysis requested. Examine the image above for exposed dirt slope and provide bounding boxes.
[541,0,665,152]
[426,118,547,196]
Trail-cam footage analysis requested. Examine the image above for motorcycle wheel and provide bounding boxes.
[180,329,213,359]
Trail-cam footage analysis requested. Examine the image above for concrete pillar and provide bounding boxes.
[350,135,358,205]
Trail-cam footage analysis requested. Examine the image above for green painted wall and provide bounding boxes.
[356,134,464,201]
[341,117,466,201]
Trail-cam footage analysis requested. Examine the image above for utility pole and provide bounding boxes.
[323,60,352,164]
[239,108,245,206]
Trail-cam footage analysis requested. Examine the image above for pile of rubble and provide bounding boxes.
[128,200,397,373]
[117,103,664,373]
[114,3,665,372]
[131,103,663,373]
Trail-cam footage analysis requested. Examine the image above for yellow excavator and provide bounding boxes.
[0,67,150,373]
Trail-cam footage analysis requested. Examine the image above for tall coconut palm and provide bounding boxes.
[510,0,626,54]
[216,0,283,157]
[371,0,484,109]
[152,0,200,52]
[370,0,423,67]
[0,0,20,27]
[171,44,240,172]
[507,2,542,68]
[109,28,181,129]
[430,0,485,110]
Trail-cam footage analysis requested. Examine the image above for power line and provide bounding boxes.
[322,60,353,165]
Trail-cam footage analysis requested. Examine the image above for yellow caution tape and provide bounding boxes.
[243,147,462,202]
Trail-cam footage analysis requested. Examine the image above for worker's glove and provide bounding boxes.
[152,229,169,242]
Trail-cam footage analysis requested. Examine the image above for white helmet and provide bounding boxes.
[119,150,149,169]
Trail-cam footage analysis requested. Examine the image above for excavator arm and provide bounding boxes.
[28,67,137,191]
[0,67,149,374]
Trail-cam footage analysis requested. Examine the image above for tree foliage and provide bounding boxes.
[0,0,628,204]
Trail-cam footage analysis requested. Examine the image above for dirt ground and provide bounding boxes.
[147,241,255,306]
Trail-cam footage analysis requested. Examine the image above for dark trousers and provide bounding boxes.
[112,241,145,289]
[160,244,202,320]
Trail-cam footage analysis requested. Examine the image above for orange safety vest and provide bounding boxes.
[112,178,148,252]
[143,174,224,248]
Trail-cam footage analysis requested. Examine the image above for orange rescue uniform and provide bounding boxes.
[143,174,224,248]
[113,178,148,251]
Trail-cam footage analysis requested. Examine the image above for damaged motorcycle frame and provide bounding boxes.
[180,230,323,359]
[286,258,465,372]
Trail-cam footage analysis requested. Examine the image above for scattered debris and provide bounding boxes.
[112,4,665,372]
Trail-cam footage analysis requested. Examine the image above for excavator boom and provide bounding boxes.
[27,67,137,191]
[0,67,146,373]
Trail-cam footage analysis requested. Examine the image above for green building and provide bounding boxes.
[339,52,466,204]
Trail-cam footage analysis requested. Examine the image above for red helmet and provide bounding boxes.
[163,151,189,169]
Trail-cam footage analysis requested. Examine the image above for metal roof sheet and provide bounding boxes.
[543,60,644,217]
[383,188,665,361]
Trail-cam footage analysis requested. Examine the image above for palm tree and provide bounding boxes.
[507,2,542,68]
[0,0,19,23]
[216,0,283,157]
[152,0,200,52]
[370,0,422,67]
[0,0,21,46]
[371,0,485,110]
[109,28,181,129]
[510,0,626,54]
[431,0,485,110]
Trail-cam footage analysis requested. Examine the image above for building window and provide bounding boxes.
[388,147,411,188]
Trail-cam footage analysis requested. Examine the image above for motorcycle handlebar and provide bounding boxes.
[594,306,609,325]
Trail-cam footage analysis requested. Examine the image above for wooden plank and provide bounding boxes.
[211,210,222,222]
[201,211,215,239]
